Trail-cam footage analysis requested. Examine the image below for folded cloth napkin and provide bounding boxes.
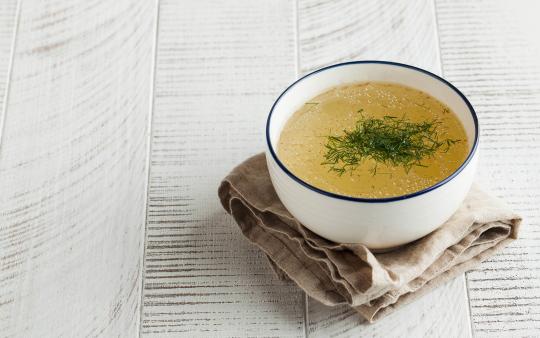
[218,153,521,322]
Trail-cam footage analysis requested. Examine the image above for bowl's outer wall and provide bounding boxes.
[266,150,478,249]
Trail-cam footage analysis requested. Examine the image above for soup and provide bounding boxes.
[277,82,469,198]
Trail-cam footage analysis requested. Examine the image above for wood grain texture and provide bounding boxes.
[140,1,305,337]
[436,0,540,336]
[0,0,157,336]
[298,1,472,336]
[297,0,441,74]
[307,278,469,338]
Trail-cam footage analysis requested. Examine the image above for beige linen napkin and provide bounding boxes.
[218,153,521,322]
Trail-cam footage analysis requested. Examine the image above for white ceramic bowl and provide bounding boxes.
[265,61,479,250]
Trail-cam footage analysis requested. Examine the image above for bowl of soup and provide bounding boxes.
[266,61,479,250]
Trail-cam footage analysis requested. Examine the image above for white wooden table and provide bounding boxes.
[1,1,539,337]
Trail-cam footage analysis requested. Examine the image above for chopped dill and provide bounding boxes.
[322,112,461,175]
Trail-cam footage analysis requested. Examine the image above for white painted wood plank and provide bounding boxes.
[298,1,472,336]
[307,278,468,337]
[140,1,305,337]
[298,0,442,73]
[436,0,540,336]
[0,0,157,336]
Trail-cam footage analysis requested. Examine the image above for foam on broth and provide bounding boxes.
[277,82,469,198]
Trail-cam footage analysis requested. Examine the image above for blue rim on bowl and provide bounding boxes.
[265,60,479,203]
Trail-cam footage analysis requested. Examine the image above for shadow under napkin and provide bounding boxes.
[218,153,521,322]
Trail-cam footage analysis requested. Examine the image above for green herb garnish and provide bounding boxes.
[322,112,460,175]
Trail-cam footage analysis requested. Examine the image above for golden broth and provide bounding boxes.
[277,82,469,198]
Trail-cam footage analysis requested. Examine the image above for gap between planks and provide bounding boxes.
[0,0,21,151]
[139,0,162,337]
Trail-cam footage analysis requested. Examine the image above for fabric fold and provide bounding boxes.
[218,153,521,322]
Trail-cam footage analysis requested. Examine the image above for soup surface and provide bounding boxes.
[277,82,469,198]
